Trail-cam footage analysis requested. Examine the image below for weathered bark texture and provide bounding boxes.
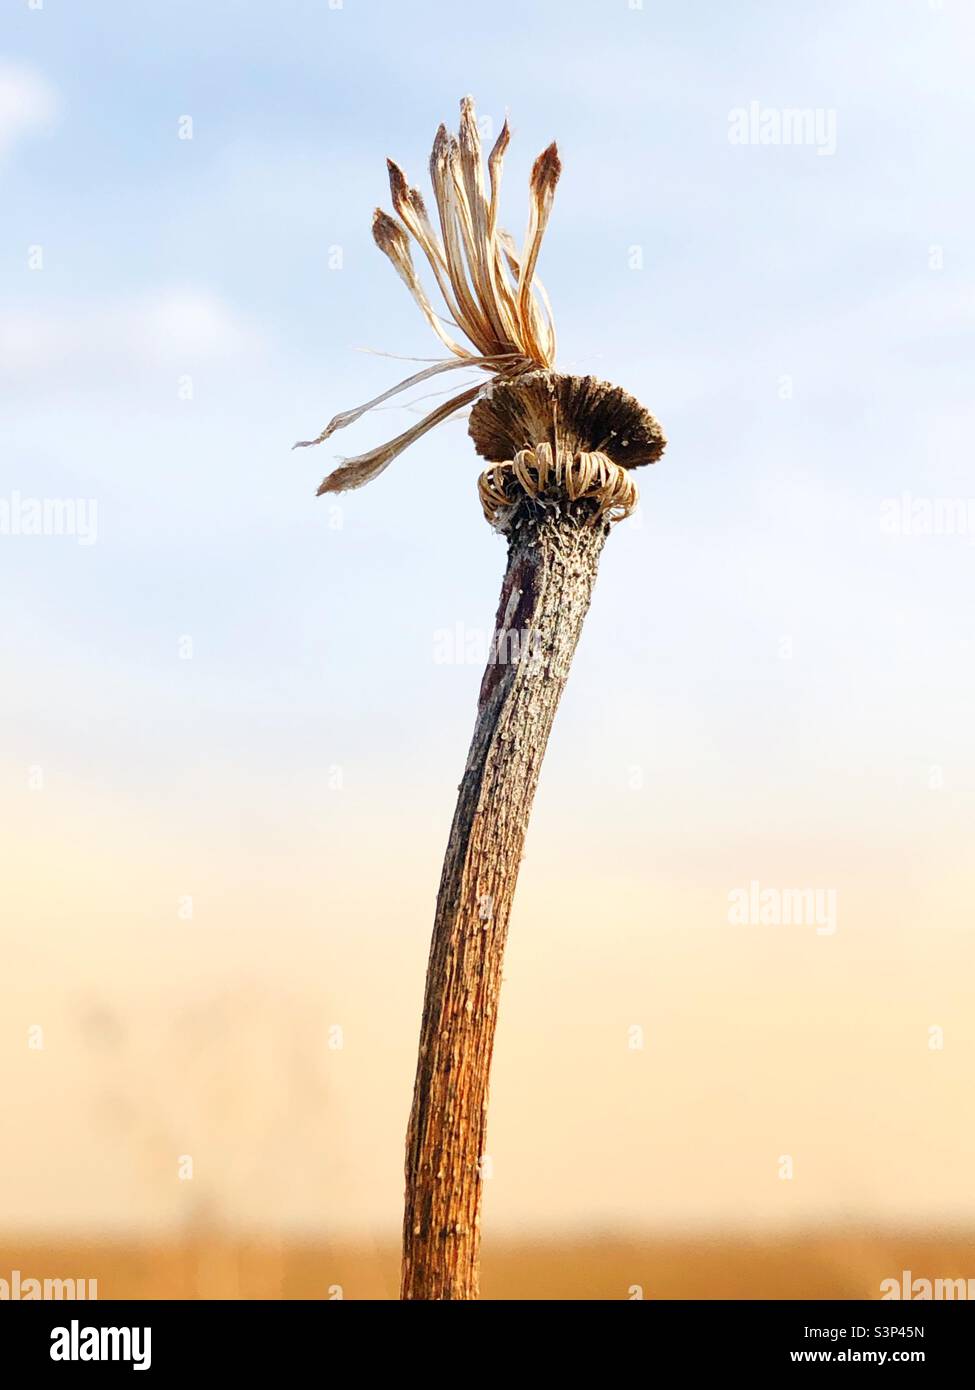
[401,498,609,1300]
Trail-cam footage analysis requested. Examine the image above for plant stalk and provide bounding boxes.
[401,498,610,1299]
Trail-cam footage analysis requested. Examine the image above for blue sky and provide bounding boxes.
[4,0,973,822]
[2,2,975,1234]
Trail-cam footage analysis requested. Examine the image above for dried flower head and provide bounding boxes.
[294,97,561,495]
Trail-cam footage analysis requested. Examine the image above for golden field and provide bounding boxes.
[2,1231,972,1300]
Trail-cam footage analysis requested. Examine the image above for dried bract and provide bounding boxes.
[295,98,561,494]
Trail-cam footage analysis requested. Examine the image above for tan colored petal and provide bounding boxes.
[315,384,483,494]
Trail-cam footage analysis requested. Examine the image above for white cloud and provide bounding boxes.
[139,290,263,360]
[0,289,266,377]
[0,61,58,159]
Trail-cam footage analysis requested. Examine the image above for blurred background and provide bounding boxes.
[1,0,973,1298]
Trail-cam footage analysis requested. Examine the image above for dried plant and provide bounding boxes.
[297,98,665,1300]
[294,97,561,494]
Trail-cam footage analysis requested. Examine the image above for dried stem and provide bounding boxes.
[401,497,611,1299]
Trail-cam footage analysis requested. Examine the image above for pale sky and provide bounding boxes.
[1,0,973,1239]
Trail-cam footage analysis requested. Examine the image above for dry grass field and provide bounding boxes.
[2,1231,972,1300]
